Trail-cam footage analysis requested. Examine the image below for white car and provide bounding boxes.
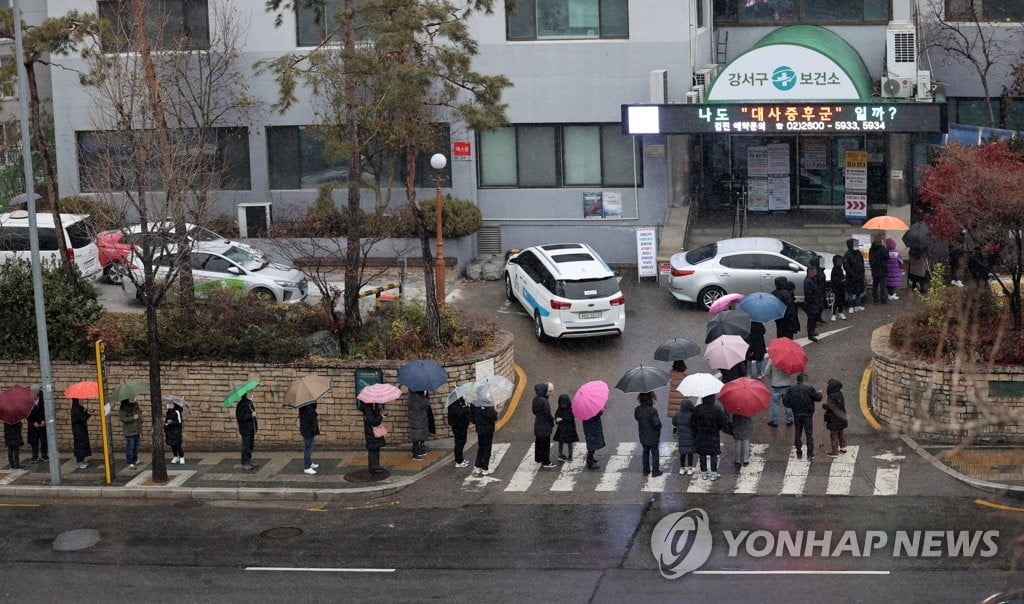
[124,240,307,303]
[504,243,625,341]
[0,210,102,280]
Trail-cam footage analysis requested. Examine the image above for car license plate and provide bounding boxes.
[578,311,603,319]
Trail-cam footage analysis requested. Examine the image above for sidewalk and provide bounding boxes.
[904,437,1024,494]
[0,437,467,502]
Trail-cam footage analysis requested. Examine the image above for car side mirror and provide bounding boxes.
[789,263,802,272]
[227,266,242,275]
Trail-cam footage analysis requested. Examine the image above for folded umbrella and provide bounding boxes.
[738,292,787,323]
[284,375,332,408]
[222,379,261,408]
[654,338,702,362]
[766,338,808,375]
[708,293,745,314]
[706,309,752,343]
[397,360,448,392]
[615,365,671,394]
[717,378,772,417]
[704,334,749,370]
[0,386,34,425]
[677,372,724,398]
[111,380,149,403]
[571,380,610,421]
[64,381,99,399]
[358,383,403,405]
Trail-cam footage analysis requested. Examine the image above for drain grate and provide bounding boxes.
[260,526,304,540]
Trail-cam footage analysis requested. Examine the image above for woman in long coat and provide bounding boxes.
[553,394,579,462]
[885,238,904,299]
[71,398,92,469]
[582,410,606,470]
[407,391,430,460]
[690,395,728,481]
[357,400,386,475]
[666,360,688,423]
[531,383,555,467]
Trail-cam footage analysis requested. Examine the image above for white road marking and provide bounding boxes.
[246,567,395,573]
[550,443,588,492]
[504,444,540,492]
[695,570,890,576]
[497,300,527,316]
[780,448,810,495]
[642,442,677,492]
[826,446,859,495]
[873,466,900,496]
[793,326,851,346]
[461,442,510,491]
[595,442,638,492]
[733,443,769,494]
[686,454,718,494]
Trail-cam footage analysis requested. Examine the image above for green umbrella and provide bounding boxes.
[111,380,149,402]
[445,383,476,408]
[222,380,261,408]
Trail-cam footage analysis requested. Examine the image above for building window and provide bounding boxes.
[266,125,450,190]
[0,56,16,99]
[296,0,344,46]
[946,0,1024,20]
[77,127,250,192]
[713,0,889,23]
[478,124,642,188]
[99,0,210,52]
[696,0,706,28]
[507,0,629,41]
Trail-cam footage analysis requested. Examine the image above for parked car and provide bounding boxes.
[97,222,265,285]
[504,243,625,341]
[123,240,307,304]
[668,237,841,310]
[0,210,102,280]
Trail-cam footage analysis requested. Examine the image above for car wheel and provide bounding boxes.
[104,262,128,285]
[250,288,277,302]
[698,286,726,311]
[505,274,515,301]
[534,312,549,342]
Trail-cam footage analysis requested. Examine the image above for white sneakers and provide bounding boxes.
[170,457,186,464]
[830,314,837,322]
[838,313,847,320]
[679,468,687,475]
[455,460,470,468]
[304,467,317,475]
[171,457,179,464]
[889,293,900,300]
[953,280,965,287]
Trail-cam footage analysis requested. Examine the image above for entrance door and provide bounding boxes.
[798,136,865,206]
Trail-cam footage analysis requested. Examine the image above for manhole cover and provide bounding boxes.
[260,527,304,540]
[345,469,391,483]
[53,528,101,552]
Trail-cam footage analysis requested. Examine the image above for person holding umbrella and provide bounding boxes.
[447,396,471,469]
[572,380,609,470]
[4,417,23,470]
[164,398,185,465]
[299,402,321,475]
[908,247,931,295]
[236,394,258,470]
[583,411,606,470]
[356,399,387,475]
[471,385,498,475]
[744,322,766,378]
[666,360,688,426]
[70,398,92,469]
[634,392,662,477]
[118,398,142,470]
[407,391,431,461]
[27,386,47,463]
[869,232,889,304]
[763,357,795,427]
[532,383,556,469]
[771,277,798,339]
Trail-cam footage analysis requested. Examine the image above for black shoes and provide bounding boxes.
[795,450,803,459]
[808,335,819,342]
[651,470,663,478]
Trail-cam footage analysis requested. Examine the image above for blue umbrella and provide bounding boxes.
[397,360,448,392]
[738,292,787,323]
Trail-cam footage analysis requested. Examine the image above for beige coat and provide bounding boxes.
[667,369,688,419]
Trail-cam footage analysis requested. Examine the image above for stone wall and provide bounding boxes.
[871,324,1024,444]
[2,331,514,453]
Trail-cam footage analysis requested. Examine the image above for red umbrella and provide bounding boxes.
[64,381,100,399]
[0,386,34,425]
[766,338,808,375]
[717,378,771,417]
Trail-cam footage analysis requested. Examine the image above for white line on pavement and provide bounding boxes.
[505,444,539,492]
[695,570,890,575]
[550,443,588,492]
[461,442,510,491]
[780,449,810,495]
[873,466,900,496]
[642,442,677,492]
[246,567,395,573]
[595,442,638,492]
[733,443,769,494]
[826,446,859,495]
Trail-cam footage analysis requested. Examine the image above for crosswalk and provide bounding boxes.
[461,442,902,497]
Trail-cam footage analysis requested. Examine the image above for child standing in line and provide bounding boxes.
[553,394,579,462]
[673,398,697,475]
[634,392,662,477]
[824,379,849,457]
[4,419,23,470]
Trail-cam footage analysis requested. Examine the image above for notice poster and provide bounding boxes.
[803,139,827,170]
[767,143,790,175]
[602,191,623,217]
[767,143,791,210]
[844,150,868,190]
[747,146,768,177]
[583,192,603,218]
[636,227,658,279]
[747,178,769,211]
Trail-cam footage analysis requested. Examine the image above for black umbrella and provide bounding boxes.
[397,360,448,392]
[902,222,933,250]
[654,338,702,362]
[705,309,752,344]
[615,365,671,394]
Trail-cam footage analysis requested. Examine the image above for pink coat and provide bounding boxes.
[885,238,904,287]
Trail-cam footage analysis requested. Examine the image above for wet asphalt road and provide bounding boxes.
[7,272,1020,601]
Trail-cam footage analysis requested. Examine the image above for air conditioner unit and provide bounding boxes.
[691,84,705,103]
[886,22,917,81]
[694,65,719,87]
[650,69,668,104]
[881,76,913,99]
[684,91,700,104]
[916,70,933,100]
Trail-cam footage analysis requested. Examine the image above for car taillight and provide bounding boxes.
[65,248,75,262]
[550,299,572,310]
[671,267,694,277]
[610,295,625,306]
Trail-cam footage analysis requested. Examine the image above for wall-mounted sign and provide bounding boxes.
[583,191,623,218]
[707,45,859,101]
[636,227,657,279]
[452,141,472,159]
[622,103,947,135]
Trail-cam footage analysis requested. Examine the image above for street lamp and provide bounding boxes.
[430,153,447,306]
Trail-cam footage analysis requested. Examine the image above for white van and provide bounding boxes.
[0,210,102,280]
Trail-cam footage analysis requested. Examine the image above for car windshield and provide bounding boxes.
[557,277,620,300]
[685,243,717,265]
[779,241,816,267]
[186,225,224,243]
[222,245,264,271]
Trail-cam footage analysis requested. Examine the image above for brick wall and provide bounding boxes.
[2,331,515,453]
[871,324,1024,444]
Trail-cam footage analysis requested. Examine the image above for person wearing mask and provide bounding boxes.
[783,373,823,461]
[803,265,825,342]
[447,396,471,469]
[299,402,320,475]
[843,238,866,312]
[869,232,889,304]
[236,394,258,470]
[532,383,556,468]
[118,398,142,470]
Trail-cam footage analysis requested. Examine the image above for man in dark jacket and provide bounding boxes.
[447,397,471,468]
[27,387,47,463]
[868,232,889,304]
[299,403,320,474]
[471,401,498,475]
[803,266,825,341]
[407,391,431,460]
[236,394,258,470]
[772,277,797,339]
[634,392,662,477]
[532,383,556,468]
[783,373,822,460]
[843,238,866,311]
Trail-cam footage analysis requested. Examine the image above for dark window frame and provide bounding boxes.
[98,0,211,52]
[713,0,890,24]
[945,0,1024,21]
[506,0,630,41]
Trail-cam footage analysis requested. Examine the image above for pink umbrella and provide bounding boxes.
[704,334,749,370]
[571,380,610,421]
[357,383,403,405]
[708,293,745,314]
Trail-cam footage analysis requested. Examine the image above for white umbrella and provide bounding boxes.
[472,375,514,405]
[678,372,724,398]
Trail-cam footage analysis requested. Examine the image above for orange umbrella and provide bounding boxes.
[64,381,100,399]
[862,216,909,230]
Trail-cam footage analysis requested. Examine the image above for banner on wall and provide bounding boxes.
[583,191,624,218]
